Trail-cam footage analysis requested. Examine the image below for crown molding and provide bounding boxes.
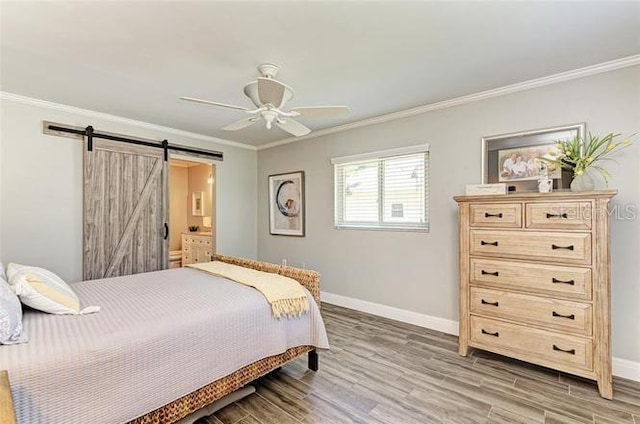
[4,53,638,152]
[258,54,640,150]
[0,92,257,151]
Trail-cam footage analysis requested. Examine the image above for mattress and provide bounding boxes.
[0,267,329,424]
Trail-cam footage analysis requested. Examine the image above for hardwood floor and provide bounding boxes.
[197,303,640,424]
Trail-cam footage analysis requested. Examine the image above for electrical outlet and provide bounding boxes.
[281,259,287,266]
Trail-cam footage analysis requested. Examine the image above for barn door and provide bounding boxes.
[83,139,168,280]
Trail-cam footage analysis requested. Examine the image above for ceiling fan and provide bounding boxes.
[180,63,350,137]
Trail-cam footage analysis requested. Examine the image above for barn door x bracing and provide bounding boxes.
[83,139,168,280]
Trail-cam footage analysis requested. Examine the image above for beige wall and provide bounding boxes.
[169,165,189,251]
[187,164,214,230]
[257,66,640,363]
[170,162,216,251]
[0,98,258,282]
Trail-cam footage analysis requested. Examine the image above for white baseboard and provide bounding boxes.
[320,291,459,336]
[320,291,640,382]
[613,357,640,382]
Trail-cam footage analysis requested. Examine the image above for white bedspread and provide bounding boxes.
[0,267,329,424]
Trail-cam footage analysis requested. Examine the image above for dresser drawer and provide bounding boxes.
[182,233,213,265]
[470,230,592,265]
[470,316,593,373]
[470,259,592,301]
[184,235,209,244]
[525,202,592,230]
[470,287,592,336]
[470,203,522,228]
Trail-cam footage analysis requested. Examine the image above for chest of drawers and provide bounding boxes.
[181,232,214,265]
[454,190,616,399]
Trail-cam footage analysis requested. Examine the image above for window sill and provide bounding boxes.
[334,225,429,233]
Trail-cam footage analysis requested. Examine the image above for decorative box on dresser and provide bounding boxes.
[181,232,214,265]
[454,190,616,399]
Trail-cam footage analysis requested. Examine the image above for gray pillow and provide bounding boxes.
[0,278,28,345]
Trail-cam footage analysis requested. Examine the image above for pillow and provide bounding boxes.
[7,263,99,315]
[0,278,28,344]
[0,261,6,281]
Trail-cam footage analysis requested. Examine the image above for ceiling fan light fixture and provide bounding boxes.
[262,110,278,130]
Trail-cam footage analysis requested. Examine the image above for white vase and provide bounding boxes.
[570,170,595,191]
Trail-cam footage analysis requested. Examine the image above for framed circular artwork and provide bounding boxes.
[268,171,305,236]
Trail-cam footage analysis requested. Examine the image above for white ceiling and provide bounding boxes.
[1,1,639,147]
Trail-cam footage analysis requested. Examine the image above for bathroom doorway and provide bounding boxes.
[168,157,216,268]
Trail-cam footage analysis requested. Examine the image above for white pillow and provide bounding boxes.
[0,261,6,281]
[0,278,28,344]
[7,263,99,315]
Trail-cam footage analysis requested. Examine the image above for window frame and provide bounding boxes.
[331,144,430,232]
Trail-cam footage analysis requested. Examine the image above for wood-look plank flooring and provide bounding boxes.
[196,303,640,424]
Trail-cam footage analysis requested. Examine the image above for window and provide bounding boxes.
[332,144,429,231]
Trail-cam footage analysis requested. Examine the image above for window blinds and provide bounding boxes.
[332,145,429,231]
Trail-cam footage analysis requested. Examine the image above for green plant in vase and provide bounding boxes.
[188,225,199,232]
[544,132,633,191]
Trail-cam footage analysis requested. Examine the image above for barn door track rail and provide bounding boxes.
[45,123,224,161]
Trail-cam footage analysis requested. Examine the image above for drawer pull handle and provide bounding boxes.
[481,329,499,337]
[552,311,575,320]
[481,270,499,277]
[481,299,499,307]
[552,244,574,251]
[552,277,575,285]
[481,241,499,246]
[553,345,575,355]
[546,213,568,219]
[484,213,503,218]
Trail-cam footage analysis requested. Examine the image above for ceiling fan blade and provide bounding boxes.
[222,117,259,131]
[289,106,350,119]
[257,78,289,108]
[180,97,249,111]
[276,118,311,137]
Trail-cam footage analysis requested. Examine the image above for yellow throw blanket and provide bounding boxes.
[187,261,309,318]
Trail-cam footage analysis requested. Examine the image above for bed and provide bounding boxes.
[1,254,329,424]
